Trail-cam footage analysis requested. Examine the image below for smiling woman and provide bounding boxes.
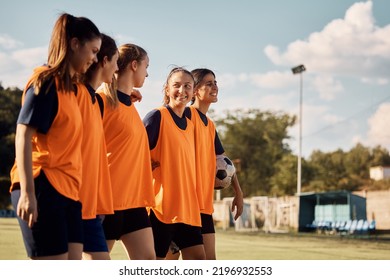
[8,13,101,260]
[143,67,206,260]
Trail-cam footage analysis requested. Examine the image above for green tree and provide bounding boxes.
[269,153,297,196]
[370,145,390,167]
[270,154,315,195]
[344,143,371,179]
[306,144,390,192]
[308,149,349,191]
[0,83,22,208]
[214,108,295,197]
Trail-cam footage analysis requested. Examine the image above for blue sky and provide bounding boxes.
[1,0,389,158]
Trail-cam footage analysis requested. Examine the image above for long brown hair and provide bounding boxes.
[31,13,101,94]
[84,33,117,83]
[190,68,216,104]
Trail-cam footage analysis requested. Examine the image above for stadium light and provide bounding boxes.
[291,64,306,195]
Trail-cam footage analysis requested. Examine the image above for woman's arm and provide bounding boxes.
[15,124,38,228]
[231,173,244,220]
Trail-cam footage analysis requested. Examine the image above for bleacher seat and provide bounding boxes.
[338,220,352,233]
[361,220,369,234]
[349,219,358,234]
[354,219,364,234]
[368,220,376,235]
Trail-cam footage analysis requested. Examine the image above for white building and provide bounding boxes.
[369,166,390,181]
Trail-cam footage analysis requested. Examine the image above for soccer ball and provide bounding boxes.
[214,155,236,190]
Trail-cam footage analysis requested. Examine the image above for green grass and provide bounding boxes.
[1,218,390,260]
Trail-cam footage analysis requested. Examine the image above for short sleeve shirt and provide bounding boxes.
[17,80,58,134]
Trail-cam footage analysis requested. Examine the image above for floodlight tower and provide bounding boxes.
[291,64,306,195]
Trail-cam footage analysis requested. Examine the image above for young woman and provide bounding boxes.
[97,43,156,260]
[165,68,244,260]
[189,68,244,259]
[9,13,101,260]
[76,33,118,260]
[143,67,206,260]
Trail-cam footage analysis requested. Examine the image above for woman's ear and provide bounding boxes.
[102,56,108,66]
[164,86,170,102]
[130,60,138,71]
[70,37,79,52]
[193,88,199,98]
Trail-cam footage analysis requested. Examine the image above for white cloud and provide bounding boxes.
[224,70,344,102]
[264,1,390,83]
[366,103,390,148]
[248,71,295,89]
[0,45,46,88]
[257,91,297,112]
[312,75,344,100]
[217,73,242,90]
[112,34,137,46]
[352,135,363,145]
[361,77,389,85]
[135,78,166,118]
[300,104,338,137]
[0,33,23,49]
[12,47,47,69]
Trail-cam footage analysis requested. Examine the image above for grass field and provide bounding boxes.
[1,218,390,260]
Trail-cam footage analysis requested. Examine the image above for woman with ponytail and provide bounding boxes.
[10,13,101,260]
[97,43,156,260]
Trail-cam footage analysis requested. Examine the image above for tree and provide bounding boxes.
[0,83,22,208]
[270,154,315,195]
[214,108,295,197]
[308,149,349,191]
[306,144,390,193]
[370,145,390,167]
[344,143,371,179]
[269,153,297,196]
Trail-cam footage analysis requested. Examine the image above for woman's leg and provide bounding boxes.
[120,227,156,260]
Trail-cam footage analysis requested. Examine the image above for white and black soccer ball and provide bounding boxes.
[214,155,236,190]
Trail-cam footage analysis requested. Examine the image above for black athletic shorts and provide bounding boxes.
[149,210,203,258]
[102,207,151,240]
[201,213,215,234]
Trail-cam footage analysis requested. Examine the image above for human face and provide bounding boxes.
[165,71,194,109]
[69,37,102,76]
[194,73,218,104]
[133,55,149,88]
[102,51,119,83]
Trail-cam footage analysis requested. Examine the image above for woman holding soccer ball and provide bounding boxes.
[167,68,244,260]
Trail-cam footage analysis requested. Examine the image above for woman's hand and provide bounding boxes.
[17,190,38,228]
[131,89,143,102]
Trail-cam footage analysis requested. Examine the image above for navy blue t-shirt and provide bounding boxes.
[143,105,224,154]
[117,90,132,106]
[143,105,188,150]
[86,84,97,104]
[17,79,58,134]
